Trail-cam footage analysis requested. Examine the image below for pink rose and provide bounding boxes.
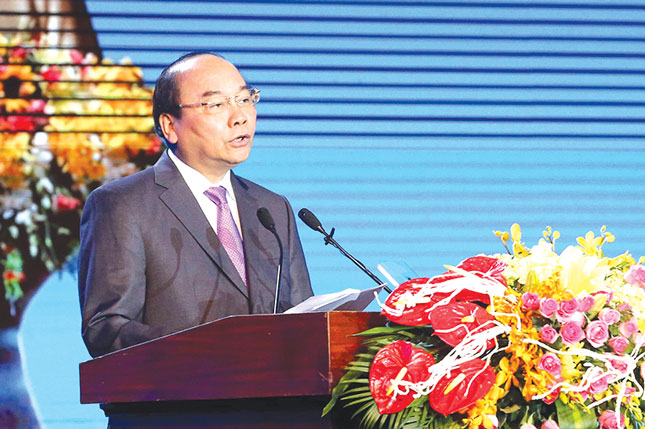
[522,292,540,311]
[560,321,585,345]
[599,410,625,429]
[541,420,559,429]
[599,308,621,325]
[624,264,645,288]
[520,425,537,429]
[538,353,562,378]
[619,318,639,338]
[540,298,559,318]
[567,312,586,327]
[588,368,609,395]
[28,99,46,113]
[617,303,632,312]
[590,377,609,395]
[577,295,595,312]
[586,320,609,348]
[540,325,559,344]
[69,49,84,64]
[608,358,629,375]
[556,298,579,323]
[608,336,630,355]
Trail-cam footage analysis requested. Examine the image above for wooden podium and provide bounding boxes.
[79,311,385,428]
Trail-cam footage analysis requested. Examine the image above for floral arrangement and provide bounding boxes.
[0,31,161,315]
[325,225,645,429]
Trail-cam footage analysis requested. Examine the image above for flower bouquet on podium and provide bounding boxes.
[324,225,645,429]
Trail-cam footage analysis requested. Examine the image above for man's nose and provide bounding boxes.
[228,102,248,127]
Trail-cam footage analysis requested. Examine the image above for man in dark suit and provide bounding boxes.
[78,52,313,358]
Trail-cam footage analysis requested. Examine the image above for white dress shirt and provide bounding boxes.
[167,149,243,237]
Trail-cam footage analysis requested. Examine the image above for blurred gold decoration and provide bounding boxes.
[0,30,162,315]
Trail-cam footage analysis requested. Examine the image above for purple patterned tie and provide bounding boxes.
[204,186,247,285]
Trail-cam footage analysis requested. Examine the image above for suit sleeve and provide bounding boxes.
[281,196,314,306]
[78,187,163,357]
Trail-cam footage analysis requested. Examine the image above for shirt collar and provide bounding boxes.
[167,149,235,200]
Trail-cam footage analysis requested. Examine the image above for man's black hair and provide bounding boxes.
[152,51,223,149]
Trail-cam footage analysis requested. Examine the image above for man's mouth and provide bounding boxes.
[230,134,251,146]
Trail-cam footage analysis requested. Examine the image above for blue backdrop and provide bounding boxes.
[18,1,645,427]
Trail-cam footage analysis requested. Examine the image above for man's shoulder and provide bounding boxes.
[88,166,156,203]
[233,174,286,202]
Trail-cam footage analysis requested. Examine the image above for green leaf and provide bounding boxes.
[357,325,424,337]
[349,361,372,367]
[357,401,381,427]
[338,378,369,385]
[555,399,596,429]
[342,391,373,401]
[344,397,375,408]
[500,404,521,413]
[346,366,370,373]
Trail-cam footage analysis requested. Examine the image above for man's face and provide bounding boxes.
[161,55,257,181]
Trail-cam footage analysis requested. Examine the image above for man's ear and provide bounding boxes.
[159,113,178,144]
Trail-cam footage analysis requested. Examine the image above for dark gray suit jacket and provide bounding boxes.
[78,151,313,357]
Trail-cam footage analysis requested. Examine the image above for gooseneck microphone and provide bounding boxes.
[257,208,284,313]
[297,208,392,294]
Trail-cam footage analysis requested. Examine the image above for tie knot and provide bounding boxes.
[204,186,228,206]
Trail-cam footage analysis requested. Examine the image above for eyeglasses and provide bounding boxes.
[177,88,260,114]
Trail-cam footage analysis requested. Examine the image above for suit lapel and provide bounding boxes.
[154,152,249,298]
[232,173,276,313]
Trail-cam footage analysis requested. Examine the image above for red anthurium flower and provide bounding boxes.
[433,256,508,304]
[3,270,25,282]
[11,48,28,61]
[382,278,440,326]
[53,194,82,212]
[427,273,493,305]
[369,340,435,414]
[382,257,507,326]
[41,65,62,81]
[8,115,35,131]
[146,136,163,155]
[428,358,495,416]
[430,302,497,349]
[454,256,507,286]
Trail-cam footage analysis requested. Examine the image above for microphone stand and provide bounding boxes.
[298,209,392,294]
[272,233,284,314]
[257,208,284,313]
[318,227,392,294]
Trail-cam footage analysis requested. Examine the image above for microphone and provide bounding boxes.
[257,208,284,314]
[297,208,392,294]
[298,207,325,234]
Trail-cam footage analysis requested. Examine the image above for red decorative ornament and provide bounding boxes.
[428,358,496,416]
[369,340,436,414]
[429,302,497,350]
